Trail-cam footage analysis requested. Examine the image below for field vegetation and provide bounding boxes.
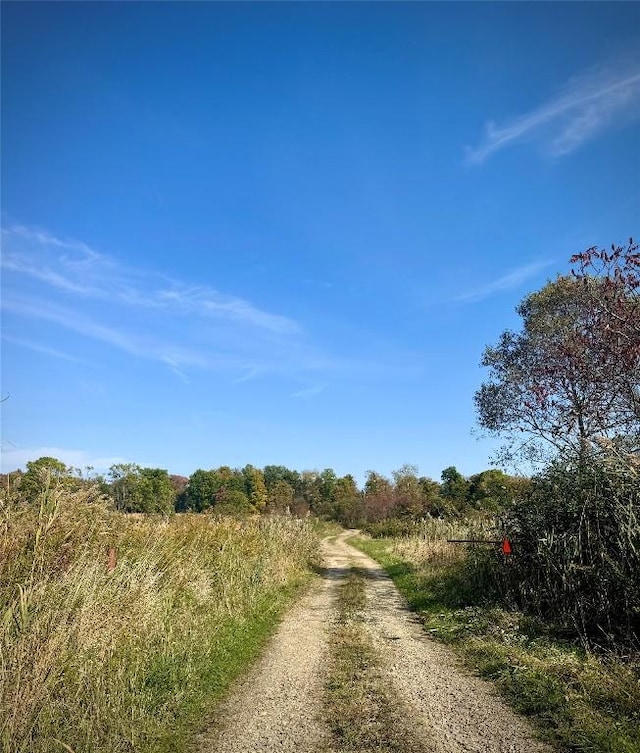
[354,520,640,753]
[0,479,318,753]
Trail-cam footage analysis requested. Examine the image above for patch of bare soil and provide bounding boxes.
[198,531,551,753]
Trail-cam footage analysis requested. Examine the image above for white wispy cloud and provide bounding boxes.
[291,383,327,399]
[2,334,88,364]
[1,225,310,376]
[2,297,142,354]
[467,59,640,164]
[156,286,299,334]
[2,223,422,384]
[456,260,555,303]
[2,295,256,373]
[1,225,299,335]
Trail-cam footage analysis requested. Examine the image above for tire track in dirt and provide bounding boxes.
[196,536,341,753]
[336,532,551,753]
[198,531,551,753]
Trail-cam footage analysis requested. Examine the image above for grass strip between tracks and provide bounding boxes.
[322,566,430,753]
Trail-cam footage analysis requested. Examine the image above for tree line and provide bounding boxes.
[1,456,527,525]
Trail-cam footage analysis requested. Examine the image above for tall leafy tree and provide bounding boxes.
[467,469,516,511]
[474,241,640,641]
[392,465,423,518]
[215,488,253,516]
[108,463,142,511]
[476,249,640,465]
[268,480,295,514]
[314,468,338,517]
[298,470,323,514]
[185,469,219,512]
[170,475,189,511]
[242,465,267,512]
[363,470,396,521]
[19,456,70,502]
[137,468,175,514]
[263,465,301,495]
[418,476,444,516]
[440,466,469,510]
[332,474,362,526]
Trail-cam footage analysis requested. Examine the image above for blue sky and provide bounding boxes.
[2,2,639,483]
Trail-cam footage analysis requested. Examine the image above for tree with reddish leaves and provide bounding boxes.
[569,238,640,430]
[475,239,640,465]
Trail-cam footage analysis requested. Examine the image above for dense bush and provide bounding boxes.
[497,448,640,644]
[362,518,426,538]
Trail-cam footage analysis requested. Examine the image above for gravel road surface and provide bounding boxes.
[198,531,550,753]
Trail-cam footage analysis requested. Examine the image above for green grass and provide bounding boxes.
[147,582,309,753]
[353,534,640,753]
[0,485,320,753]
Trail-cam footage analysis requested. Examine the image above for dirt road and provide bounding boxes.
[198,531,550,753]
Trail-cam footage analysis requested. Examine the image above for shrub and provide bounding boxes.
[497,448,640,644]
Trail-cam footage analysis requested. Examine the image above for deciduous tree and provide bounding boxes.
[137,468,175,514]
[475,244,640,464]
[392,465,423,518]
[19,456,70,501]
[108,463,142,512]
[185,469,218,512]
[440,466,469,510]
[242,465,267,512]
[268,480,294,514]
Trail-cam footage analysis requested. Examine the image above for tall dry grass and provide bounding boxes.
[381,517,492,564]
[0,481,318,753]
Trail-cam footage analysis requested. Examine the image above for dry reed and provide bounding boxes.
[0,482,318,753]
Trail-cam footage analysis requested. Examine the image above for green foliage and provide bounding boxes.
[263,465,301,495]
[137,468,175,514]
[497,450,640,643]
[357,465,517,526]
[477,242,640,465]
[107,464,175,513]
[183,466,253,514]
[108,463,143,511]
[242,465,267,512]
[215,488,253,516]
[363,519,424,538]
[419,476,445,515]
[297,470,322,514]
[440,466,470,510]
[267,479,295,514]
[467,469,528,512]
[391,464,423,518]
[18,457,72,502]
[330,474,362,526]
[476,277,600,463]
[474,241,640,647]
[184,468,218,512]
[314,468,338,517]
